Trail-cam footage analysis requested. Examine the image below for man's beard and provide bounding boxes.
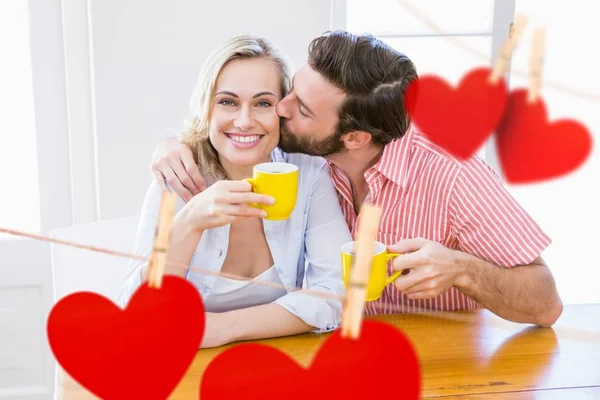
[278,119,345,157]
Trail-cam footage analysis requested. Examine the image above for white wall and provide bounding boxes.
[77,0,332,220]
[0,239,54,399]
[505,0,600,304]
[0,1,40,238]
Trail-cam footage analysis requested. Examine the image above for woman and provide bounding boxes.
[118,36,352,348]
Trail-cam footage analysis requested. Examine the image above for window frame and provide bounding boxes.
[28,0,74,234]
[330,0,517,177]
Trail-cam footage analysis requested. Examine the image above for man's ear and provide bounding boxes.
[341,131,372,150]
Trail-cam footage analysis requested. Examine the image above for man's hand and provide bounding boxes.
[151,138,207,201]
[389,239,563,327]
[388,238,465,300]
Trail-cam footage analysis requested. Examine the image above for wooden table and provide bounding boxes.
[60,304,600,399]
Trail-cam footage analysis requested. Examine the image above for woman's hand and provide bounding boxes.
[181,180,275,231]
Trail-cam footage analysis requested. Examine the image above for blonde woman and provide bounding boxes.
[118,36,352,348]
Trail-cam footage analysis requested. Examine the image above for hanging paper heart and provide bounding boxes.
[405,67,508,160]
[495,89,593,183]
[48,276,204,400]
[201,320,421,399]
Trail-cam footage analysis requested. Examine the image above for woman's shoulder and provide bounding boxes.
[271,147,328,171]
[141,180,188,215]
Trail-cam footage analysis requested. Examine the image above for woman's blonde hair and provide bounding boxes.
[181,36,292,184]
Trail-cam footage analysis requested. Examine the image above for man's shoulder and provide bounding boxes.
[409,129,464,167]
[407,129,501,182]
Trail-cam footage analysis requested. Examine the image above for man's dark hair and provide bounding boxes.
[308,30,418,146]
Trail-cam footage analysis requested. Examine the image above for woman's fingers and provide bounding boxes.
[226,192,275,206]
[217,203,267,219]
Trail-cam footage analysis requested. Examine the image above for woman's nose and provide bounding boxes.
[234,107,255,131]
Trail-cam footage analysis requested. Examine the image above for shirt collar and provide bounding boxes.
[326,127,415,188]
[369,126,415,188]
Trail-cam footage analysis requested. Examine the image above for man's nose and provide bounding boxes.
[276,96,292,119]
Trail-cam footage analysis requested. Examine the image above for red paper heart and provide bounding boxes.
[405,67,508,160]
[47,276,204,400]
[200,321,421,399]
[495,89,593,184]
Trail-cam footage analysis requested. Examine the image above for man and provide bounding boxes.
[150,31,563,327]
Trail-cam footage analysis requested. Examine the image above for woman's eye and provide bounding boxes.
[257,101,272,107]
[219,99,236,106]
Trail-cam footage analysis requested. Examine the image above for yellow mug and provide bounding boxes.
[243,162,298,220]
[341,241,402,302]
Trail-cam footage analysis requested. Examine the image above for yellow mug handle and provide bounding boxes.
[384,253,402,286]
[243,177,256,187]
[242,178,259,208]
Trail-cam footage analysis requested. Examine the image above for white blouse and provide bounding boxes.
[117,148,352,333]
[203,265,287,313]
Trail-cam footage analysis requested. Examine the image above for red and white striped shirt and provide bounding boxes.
[328,127,552,315]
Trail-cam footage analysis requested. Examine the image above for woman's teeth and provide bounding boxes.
[229,135,260,143]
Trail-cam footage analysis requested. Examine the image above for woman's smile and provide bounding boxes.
[224,132,265,149]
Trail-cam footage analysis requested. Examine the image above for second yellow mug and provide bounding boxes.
[341,241,402,302]
[243,162,298,220]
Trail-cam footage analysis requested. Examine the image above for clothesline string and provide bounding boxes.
[0,226,341,302]
[2,225,600,344]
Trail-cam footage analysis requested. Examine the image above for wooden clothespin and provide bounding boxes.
[341,204,382,339]
[489,15,529,84]
[146,191,177,289]
[528,28,546,104]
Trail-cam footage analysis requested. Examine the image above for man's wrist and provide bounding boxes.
[453,250,478,290]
